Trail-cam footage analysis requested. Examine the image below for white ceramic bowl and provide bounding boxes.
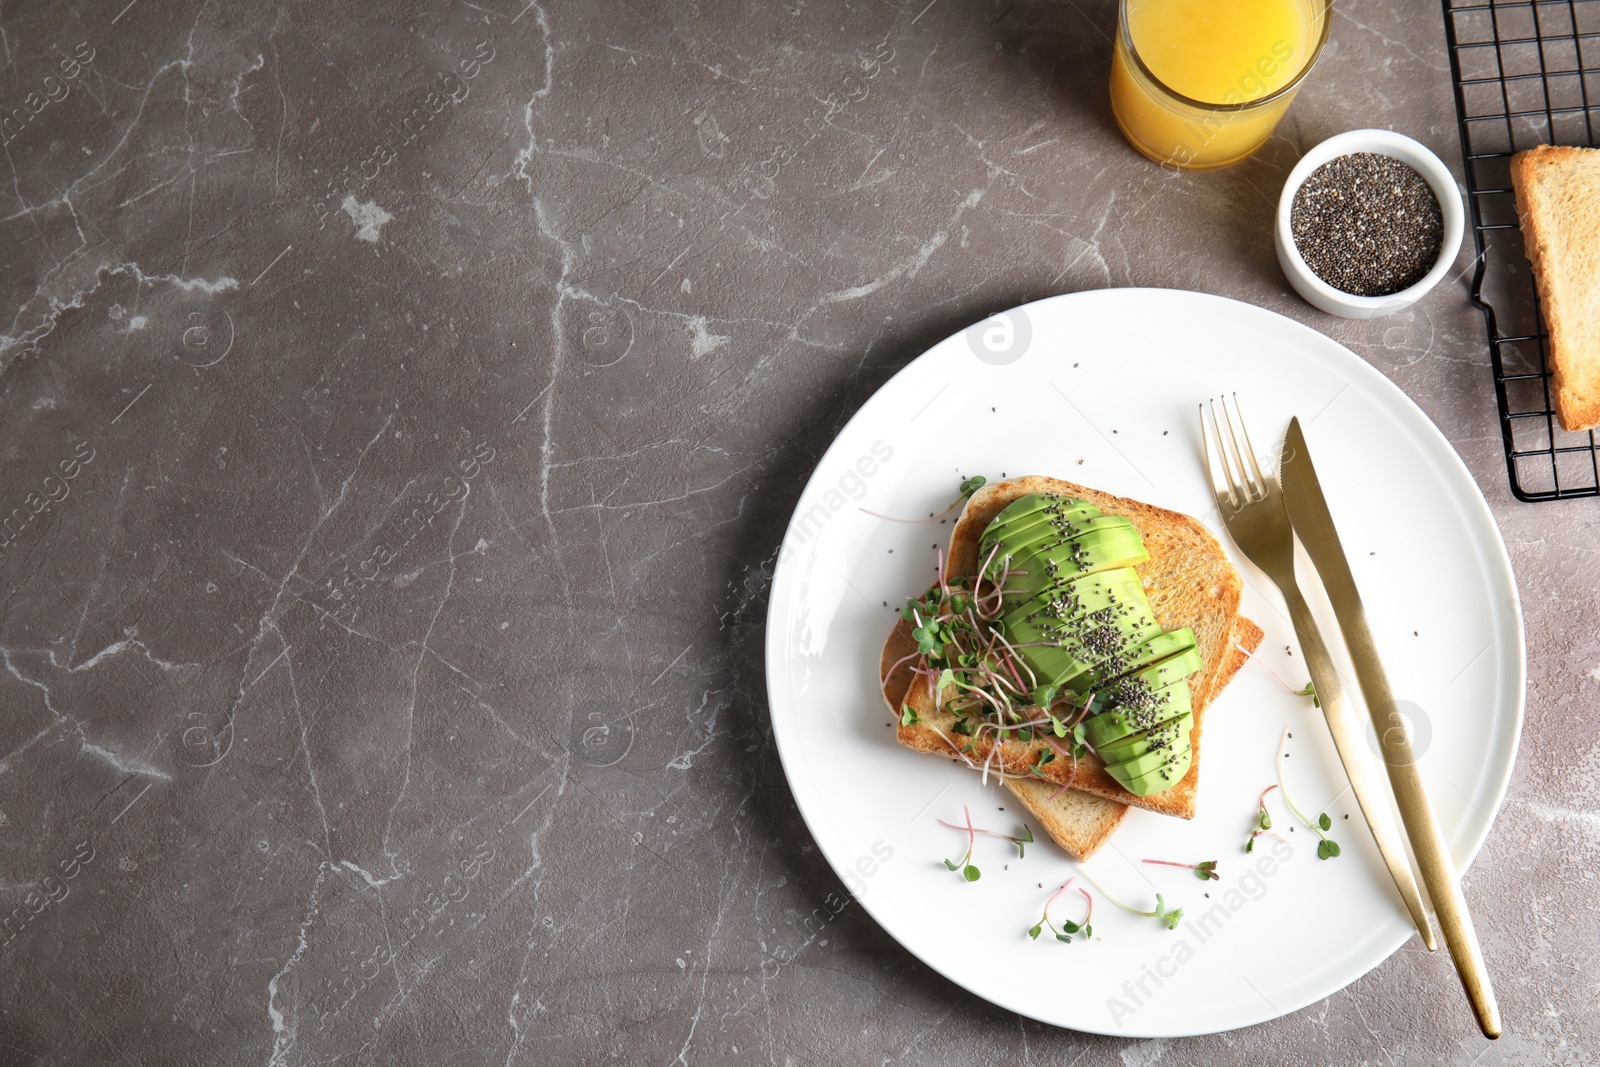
[1275,128,1465,319]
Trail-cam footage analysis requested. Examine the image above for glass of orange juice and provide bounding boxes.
[1110,0,1331,170]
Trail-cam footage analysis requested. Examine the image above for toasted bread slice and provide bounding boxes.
[893,476,1247,820]
[1510,145,1600,432]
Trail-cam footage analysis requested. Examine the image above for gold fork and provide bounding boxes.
[1200,393,1436,952]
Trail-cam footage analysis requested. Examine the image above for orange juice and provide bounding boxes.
[1110,0,1328,169]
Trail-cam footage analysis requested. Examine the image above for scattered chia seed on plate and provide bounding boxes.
[1290,152,1444,297]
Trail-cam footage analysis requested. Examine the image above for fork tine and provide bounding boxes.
[1217,394,1256,501]
[1203,399,1241,508]
[1203,396,1241,505]
[1229,393,1270,500]
[1199,403,1237,509]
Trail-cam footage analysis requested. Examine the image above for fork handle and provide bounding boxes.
[1279,582,1438,952]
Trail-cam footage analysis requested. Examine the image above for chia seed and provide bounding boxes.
[1290,152,1443,297]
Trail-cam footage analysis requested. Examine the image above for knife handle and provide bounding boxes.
[1278,581,1438,952]
[1344,625,1503,1038]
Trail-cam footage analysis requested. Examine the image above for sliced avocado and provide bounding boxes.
[1106,734,1190,780]
[1080,680,1193,748]
[1001,567,1143,630]
[996,514,1139,564]
[982,505,1102,549]
[1098,703,1192,760]
[980,503,1103,565]
[1001,530,1150,593]
[997,529,1142,580]
[981,494,1101,545]
[1081,627,1196,694]
[1065,627,1197,694]
[1008,607,1163,691]
[1029,637,1164,698]
[983,492,1076,531]
[1006,596,1162,646]
[1094,712,1193,764]
[1133,644,1205,690]
[1077,647,1205,711]
[1115,745,1193,796]
[1115,644,1203,690]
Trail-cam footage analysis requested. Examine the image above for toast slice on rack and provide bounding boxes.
[1510,144,1600,432]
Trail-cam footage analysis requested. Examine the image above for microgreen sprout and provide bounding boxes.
[859,475,989,525]
[937,813,1034,859]
[1143,858,1219,882]
[1293,680,1321,708]
[1239,645,1321,708]
[941,804,982,881]
[1076,871,1184,931]
[1028,878,1094,943]
[881,534,1102,786]
[1277,727,1341,859]
[1245,784,1288,853]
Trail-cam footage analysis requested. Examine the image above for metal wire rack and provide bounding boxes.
[1442,0,1600,500]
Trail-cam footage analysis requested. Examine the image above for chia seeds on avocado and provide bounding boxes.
[1290,152,1444,297]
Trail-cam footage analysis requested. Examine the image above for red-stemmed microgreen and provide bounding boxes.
[1077,870,1184,930]
[1028,878,1095,943]
[1143,858,1219,882]
[938,812,1034,859]
[885,537,1102,776]
[1246,784,1289,853]
[881,492,1119,791]
[942,804,982,881]
[1278,727,1341,859]
[859,475,988,524]
[1239,644,1321,708]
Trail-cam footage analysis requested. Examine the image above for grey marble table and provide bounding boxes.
[0,0,1594,1063]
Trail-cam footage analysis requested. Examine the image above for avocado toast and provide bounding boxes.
[878,476,1262,856]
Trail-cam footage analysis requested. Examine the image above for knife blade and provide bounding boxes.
[1281,416,1501,1039]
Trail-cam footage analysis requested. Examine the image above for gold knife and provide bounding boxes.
[1280,416,1501,1039]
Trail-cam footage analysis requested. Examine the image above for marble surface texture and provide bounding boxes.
[0,0,1595,1063]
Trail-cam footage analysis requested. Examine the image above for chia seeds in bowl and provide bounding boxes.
[1289,152,1444,297]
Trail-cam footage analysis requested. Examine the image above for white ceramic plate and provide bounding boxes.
[764,288,1523,1037]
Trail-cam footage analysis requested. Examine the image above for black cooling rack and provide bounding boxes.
[1443,0,1600,501]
